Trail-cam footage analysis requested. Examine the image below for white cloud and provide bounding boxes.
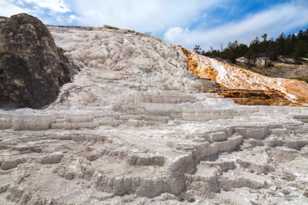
[0,0,74,25]
[22,0,70,13]
[164,2,308,50]
[1,0,307,51]
[0,0,25,16]
[72,0,226,32]
[0,0,70,17]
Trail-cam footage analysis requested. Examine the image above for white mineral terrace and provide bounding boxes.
[0,26,308,205]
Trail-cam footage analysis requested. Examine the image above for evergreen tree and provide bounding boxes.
[193,45,203,54]
[201,27,308,62]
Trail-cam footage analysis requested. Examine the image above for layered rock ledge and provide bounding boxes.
[0,14,308,205]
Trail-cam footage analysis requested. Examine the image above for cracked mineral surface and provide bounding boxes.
[0,25,308,205]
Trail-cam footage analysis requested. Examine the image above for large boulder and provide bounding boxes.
[0,13,75,108]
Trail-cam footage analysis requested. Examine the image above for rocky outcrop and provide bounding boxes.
[236,56,271,68]
[236,56,250,65]
[0,13,75,108]
[255,57,271,67]
[219,89,292,106]
[278,56,298,64]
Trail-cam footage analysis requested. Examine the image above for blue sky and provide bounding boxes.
[1,0,308,50]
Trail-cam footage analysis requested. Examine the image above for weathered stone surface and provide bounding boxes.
[237,159,275,174]
[0,16,307,205]
[0,13,76,108]
[0,184,9,194]
[304,189,308,198]
[235,127,270,140]
[1,158,25,170]
[220,89,293,105]
[186,163,220,196]
[209,131,228,142]
[40,153,63,164]
[127,154,165,166]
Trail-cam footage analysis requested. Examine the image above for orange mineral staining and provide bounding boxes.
[182,48,308,106]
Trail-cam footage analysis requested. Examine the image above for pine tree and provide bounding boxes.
[202,28,308,62]
[193,45,203,54]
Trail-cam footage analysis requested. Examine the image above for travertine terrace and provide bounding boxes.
[0,25,308,205]
[183,49,308,106]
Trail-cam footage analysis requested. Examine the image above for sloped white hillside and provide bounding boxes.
[185,50,308,105]
[0,26,308,205]
[49,26,203,108]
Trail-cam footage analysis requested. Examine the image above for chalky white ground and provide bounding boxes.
[0,26,308,205]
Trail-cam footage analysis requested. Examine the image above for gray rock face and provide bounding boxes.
[0,13,75,108]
